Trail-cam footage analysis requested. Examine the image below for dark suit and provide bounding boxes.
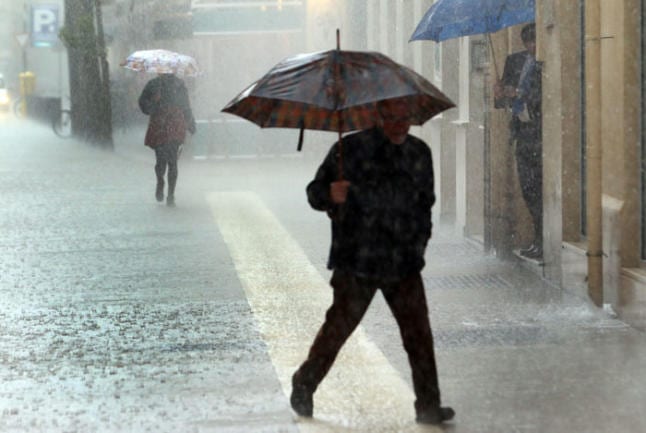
[495,50,543,250]
[495,51,528,110]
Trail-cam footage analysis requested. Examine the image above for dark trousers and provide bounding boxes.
[515,138,543,245]
[293,270,442,414]
[154,141,181,196]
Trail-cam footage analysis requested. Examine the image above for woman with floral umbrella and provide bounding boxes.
[122,49,199,207]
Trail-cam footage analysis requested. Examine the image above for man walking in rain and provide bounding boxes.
[139,73,196,207]
[290,99,454,425]
[494,23,543,259]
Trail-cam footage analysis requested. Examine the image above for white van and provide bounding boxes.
[0,74,10,109]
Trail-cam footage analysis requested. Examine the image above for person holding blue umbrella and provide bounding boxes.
[493,24,543,259]
[410,1,541,258]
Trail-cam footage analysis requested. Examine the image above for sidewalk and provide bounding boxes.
[1,118,645,433]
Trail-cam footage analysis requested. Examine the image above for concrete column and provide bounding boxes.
[458,38,470,120]
[430,120,443,218]
[455,124,467,235]
[454,37,470,236]
[439,38,458,226]
[537,0,563,281]
[487,30,516,257]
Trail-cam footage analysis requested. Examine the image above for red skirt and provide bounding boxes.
[145,106,186,148]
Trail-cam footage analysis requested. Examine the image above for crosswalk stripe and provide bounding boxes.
[207,192,434,432]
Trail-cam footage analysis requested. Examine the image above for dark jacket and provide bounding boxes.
[307,127,435,280]
[494,50,528,110]
[495,50,542,143]
[138,75,196,148]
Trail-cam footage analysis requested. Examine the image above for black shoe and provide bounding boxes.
[290,379,313,417]
[166,195,175,207]
[524,245,543,259]
[416,406,455,425]
[155,184,164,202]
[519,243,536,255]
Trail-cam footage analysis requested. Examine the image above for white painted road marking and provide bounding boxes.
[208,192,437,432]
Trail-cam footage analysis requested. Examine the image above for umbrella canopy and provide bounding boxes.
[221,49,455,133]
[410,0,535,42]
[120,49,200,77]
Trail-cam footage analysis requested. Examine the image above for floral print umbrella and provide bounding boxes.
[120,49,200,77]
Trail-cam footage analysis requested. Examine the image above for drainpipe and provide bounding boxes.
[585,0,603,306]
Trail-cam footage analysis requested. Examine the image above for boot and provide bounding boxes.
[416,406,455,425]
[290,375,313,417]
[155,181,164,202]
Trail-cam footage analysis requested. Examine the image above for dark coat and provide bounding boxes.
[138,75,196,148]
[495,50,542,143]
[495,50,528,109]
[307,127,435,280]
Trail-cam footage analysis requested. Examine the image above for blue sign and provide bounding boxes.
[32,4,60,47]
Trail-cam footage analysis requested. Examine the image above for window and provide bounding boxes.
[192,0,305,35]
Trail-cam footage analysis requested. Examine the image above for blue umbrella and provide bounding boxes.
[410,0,535,42]
[410,0,535,77]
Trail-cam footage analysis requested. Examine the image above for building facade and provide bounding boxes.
[534,0,644,329]
[450,0,645,329]
[347,0,645,330]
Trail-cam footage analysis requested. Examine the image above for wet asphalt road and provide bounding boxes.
[1,115,645,433]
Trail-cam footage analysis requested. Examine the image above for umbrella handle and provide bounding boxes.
[297,126,304,152]
[335,28,344,181]
[337,129,344,181]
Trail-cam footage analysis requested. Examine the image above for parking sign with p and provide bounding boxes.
[32,4,60,48]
